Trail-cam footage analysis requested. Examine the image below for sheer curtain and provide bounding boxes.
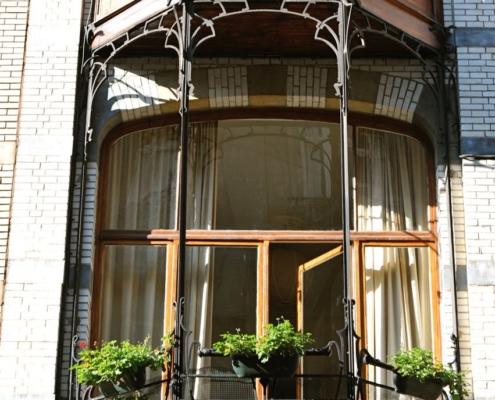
[364,246,432,387]
[356,128,432,387]
[215,121,339,230]
[104,126,179,230]
[101,127,179,347]
[100,246,167,347]
[357,128,428,232]
[183,122,217,375]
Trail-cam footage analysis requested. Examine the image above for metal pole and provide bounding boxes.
[439,59,462,376]
[338,1,356,396]
[174,1,193,399]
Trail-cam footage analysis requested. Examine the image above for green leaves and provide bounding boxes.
[256,317,314,363]
[213,329,257,356]
[389,347,468,397]
[213,317,314,363]
[70,336,171,386]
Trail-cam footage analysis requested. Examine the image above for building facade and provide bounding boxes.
[0,0,494,399]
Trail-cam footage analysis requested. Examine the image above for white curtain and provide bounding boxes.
[357,128,427,231]
[100,245,167,348]
[183,122,218,376]
[101,127,179,345]
[357,128,432,388]
[364,247,432,387]
[104,126,179,230]
[215,121,337,230]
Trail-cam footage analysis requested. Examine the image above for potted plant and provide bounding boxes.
[70,335,173,397]
[213,317,314,378]
[389,347,468,400]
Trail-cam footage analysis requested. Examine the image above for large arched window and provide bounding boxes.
[95,116,437,394]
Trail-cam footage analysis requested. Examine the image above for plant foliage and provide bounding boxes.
[212,329,257,357]
[389,347,468,397]
[70,335,173,386]
[213,317,314,363]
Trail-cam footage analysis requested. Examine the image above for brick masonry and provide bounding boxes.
[457,46,495,139]
[449,0,495,28]
[59,162,96,399]
[448,0,495,396]
[0,0,29,329]
[0,0,84,397]
[1,0,494,398]
[374,74,424,123]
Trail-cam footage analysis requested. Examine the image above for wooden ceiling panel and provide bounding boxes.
[91,1,440,59]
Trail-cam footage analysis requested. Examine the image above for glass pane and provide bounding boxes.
[184,246,257,375]
[100,245,167,348]
[187,120,342,230]
[301,253,345,399]
[268,243,337,323]
[268,243,343,399]
[105,127,179,230]
[356,128,428,231]
[365,246,433,387]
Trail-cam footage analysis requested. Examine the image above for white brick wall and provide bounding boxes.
[462,160,495,260]
[436,161,473,396]
[0,0,493,398]
[0,0,28,327]
[461,159,495,398]
[449,0,495,28]
[0,0,84,397]
[448,0,495,392]
[209,66,248,108]
[457,47,495,139]
[437,164,468,268]
[466,285,495,398]
[101,57,428,125]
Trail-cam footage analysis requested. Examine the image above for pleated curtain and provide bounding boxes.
[356,128,432,389]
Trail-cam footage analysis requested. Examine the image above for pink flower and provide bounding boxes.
[79,341,87,348]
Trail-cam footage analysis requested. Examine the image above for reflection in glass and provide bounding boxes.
[267,243,345,399]
[187,120,342,230]
[184,246,257,381]
[300,253,345,399]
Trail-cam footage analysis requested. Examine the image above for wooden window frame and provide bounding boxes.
[93,109,439,358]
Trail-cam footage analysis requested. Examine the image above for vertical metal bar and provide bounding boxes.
[174,1,193,399]
[339,0,351,319]
[338,1,355,395]
[439,60,462,376]
[69,58,94,400]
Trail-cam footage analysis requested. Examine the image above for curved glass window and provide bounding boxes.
[97,118,437,397]
[100,245,167,346]
[356,127,428,231]
[188,120,341,230]
[104,126,179,230]
[104,121,428,231]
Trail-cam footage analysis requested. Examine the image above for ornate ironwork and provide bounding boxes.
[70,1,461,399]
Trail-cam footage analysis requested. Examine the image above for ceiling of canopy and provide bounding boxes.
[89,0,443,59]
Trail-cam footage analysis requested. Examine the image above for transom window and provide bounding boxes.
[103,120,429,231]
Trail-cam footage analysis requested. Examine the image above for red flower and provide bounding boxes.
[79,341,87,348]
